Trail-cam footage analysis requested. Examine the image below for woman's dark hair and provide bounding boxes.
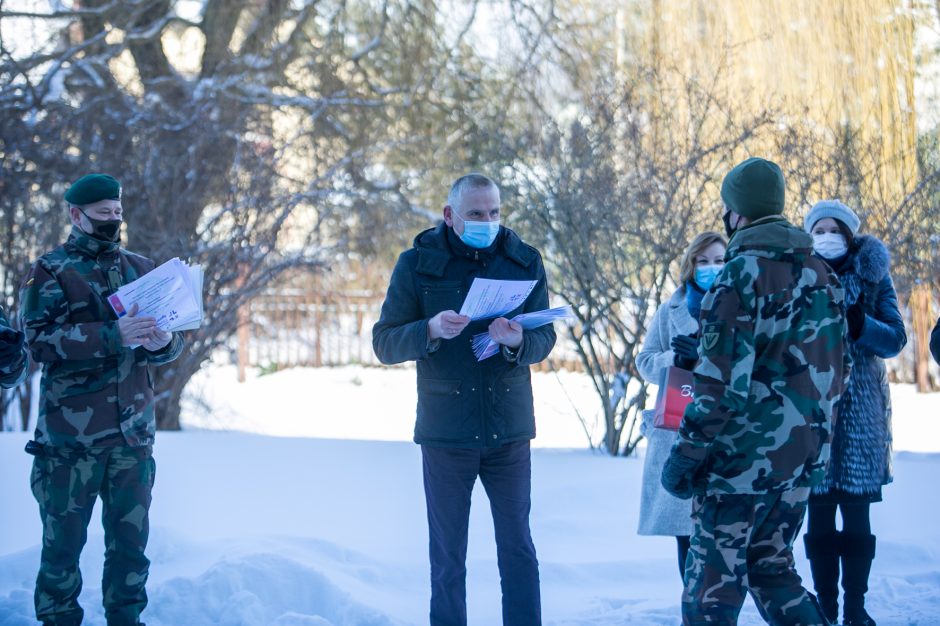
[834,219,856,250]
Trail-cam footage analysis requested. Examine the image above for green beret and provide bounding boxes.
[64,173,122,206]
[720,157,785,219]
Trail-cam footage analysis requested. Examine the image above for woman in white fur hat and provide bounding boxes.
[802,200,907,626]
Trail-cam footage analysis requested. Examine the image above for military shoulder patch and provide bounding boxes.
[701,321,724,352]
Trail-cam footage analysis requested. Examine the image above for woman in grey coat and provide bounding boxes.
[635,231,726,580]
[803,200,907,626]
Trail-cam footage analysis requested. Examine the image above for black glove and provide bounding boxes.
[0,327,25,363]
[661,450,702,500]
[846,292,866,340]
[671,334,699,370]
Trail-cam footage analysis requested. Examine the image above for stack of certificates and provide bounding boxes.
[107,257,204,332]
[458,277,574,361]
[471,305,575,360]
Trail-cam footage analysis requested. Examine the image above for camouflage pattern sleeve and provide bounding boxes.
[675,260,756,462]
[0,306,29,387]
[830,271,853,407]
[0,347,28,387]
[669,218,852,495]
[144,332,184,365]
[19,260,122,363]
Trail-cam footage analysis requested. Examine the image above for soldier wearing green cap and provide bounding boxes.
[660,157,852,625]
[19,173,184,626]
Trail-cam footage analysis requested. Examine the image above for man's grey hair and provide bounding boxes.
[447,173,498,212]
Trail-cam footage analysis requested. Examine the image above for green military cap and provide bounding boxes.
[64,173,122,206]
[720,157,785,219]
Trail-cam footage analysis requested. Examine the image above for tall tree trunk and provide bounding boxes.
[910,284,935,392]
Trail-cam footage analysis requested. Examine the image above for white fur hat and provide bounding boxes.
[804,199,861,235]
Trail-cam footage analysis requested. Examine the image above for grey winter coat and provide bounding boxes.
[372,223,556,448]
[635,288,696,536]
[814,235,907,497]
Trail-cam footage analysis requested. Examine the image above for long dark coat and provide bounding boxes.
[814,234,907,496]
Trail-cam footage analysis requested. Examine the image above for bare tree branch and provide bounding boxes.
[200,0,242,77]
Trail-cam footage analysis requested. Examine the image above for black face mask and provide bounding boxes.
[722,211,737,238]
[79,210,122,242]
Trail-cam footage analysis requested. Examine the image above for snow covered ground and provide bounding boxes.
[1,365,938,625]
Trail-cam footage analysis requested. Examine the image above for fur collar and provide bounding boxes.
[850,234,890,283]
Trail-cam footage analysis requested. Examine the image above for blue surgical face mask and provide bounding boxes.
[456,217,500,249]
[694,264,723,290]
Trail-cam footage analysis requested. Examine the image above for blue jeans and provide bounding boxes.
[421,441,541,626]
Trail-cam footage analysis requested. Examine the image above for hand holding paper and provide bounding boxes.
[488,317,523,348]
[117,303,158,347]
[139,328,173,352]
[108,258,204,335]
[428,310,471,340]
[472,305,574,360]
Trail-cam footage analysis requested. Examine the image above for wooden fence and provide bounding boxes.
[235,289,583,379]
[239,290,383,376]
[235,288,938,388]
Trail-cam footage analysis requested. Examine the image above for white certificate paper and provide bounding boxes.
[107,258,204,332]
[171,265,205,331]
[471,305,575,360]
[458,278,538,320]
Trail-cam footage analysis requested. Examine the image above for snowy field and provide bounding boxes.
[0,364,938,625]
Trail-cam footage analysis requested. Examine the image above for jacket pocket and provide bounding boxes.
[421,281,463,318]
[29,456,49,504]
[415,378,474,441]
[494,369,534,438]
[35,453,74,515]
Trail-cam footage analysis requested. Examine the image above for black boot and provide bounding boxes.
[842,533,877,626]
[808,593,835,626]
[804,531,841,624]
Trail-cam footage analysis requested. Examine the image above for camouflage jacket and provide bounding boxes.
[19,227,184,448]
[674,216,851,495]
[0,306,29,388]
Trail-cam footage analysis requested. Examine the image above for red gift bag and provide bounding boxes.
[653,366,695,430]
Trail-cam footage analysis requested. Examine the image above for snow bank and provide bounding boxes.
[1,366,938,625]
[179,365,602,449]
[2,431,939,625]
[180,364,940,453]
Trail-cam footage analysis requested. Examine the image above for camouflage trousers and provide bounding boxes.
[683,486,827,625]
[29,445,155,626]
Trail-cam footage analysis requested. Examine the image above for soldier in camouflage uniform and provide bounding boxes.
[0,305,30,388]
[19,174,184,626]
[661,157,851,625]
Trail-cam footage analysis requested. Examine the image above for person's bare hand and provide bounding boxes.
[117,303,157,347]
[428,310,471,340]
[140,328,172,352]
[488,317,523,348]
